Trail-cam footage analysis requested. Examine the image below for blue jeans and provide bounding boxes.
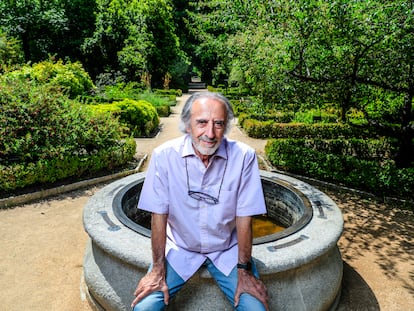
[133,259,266,311]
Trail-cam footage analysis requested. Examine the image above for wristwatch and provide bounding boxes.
[237,262,252,271]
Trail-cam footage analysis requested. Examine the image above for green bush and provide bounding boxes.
[116,99,159,137]
[7,59,94,98]
[265,138,413,199]
[242,120,374,139]
[238,112,294,125]
[153,88,183,97]
[91,99,160,137]
[0,138,136,192]
[0,76,135,193]
[136,91,176,117]
[93,84,175,117]
[292,109,338,124]
[99,82,145,101]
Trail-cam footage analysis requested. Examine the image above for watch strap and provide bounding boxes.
[237,262,252,271]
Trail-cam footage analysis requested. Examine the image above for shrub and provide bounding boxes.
[116,99,159,137]
[136,91,176,117]
[265,138,413,199]
[0,138,136,192]
[92,84,176,117]
[153,88,182,97]
[238,112,294,126]
[0,76,135,193]
[293,109,338,124]
[91,99,160,137]
[7,59,94,98]
[242,121,375,139]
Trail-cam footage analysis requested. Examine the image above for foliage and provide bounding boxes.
[98,82,146,101]
[1,0,413,196]
[265,138,413,199]
[89,82,176,117]
[91,99,160,137]
[7,59,94,98]
[0,76,121,164]
[0,138,135,192]
[0,75,135,192]
[0,0,68,61]
[188,0,414,168]
[82,0,187,87]
[238,112,294,125]
[0,0,96,63]
[241,120,373,140]
[0,29,24,71]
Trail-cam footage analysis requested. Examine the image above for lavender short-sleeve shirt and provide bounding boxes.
[138,135,266,280]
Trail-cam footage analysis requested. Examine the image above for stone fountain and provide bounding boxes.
[83,170,343,310]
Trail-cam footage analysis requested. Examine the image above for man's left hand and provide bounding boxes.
[234,269,269,310]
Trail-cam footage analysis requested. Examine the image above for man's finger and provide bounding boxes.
[234,292,240,307]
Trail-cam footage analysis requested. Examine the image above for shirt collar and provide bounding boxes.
[182,134,228,160]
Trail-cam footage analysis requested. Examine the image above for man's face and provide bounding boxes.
[186,97,227,157]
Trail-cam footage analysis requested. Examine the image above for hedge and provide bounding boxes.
[0,75,136,194]
[242,120,375,139]
[0,138,136,193]
[265,138,413,199]
[90,99,160,137]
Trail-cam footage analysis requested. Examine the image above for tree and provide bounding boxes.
[286,0,414,168]
[0,0,96,65]
[187,0,413,168]
[83,0,184,87]
[0,29,24,71]
[0,0,68,62]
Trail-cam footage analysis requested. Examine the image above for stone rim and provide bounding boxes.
[83,171,343,273]
[113,175,314,245]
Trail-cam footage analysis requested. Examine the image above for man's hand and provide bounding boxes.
[131,269,169,308]
[234,269,269,310]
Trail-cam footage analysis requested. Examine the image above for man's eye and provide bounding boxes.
[214,121,224,128]
[196,120,208,126]
[195,120,225,129]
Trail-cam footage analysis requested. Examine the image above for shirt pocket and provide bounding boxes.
[212,189,237,228]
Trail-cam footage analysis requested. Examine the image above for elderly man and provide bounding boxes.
[131,92,269,310]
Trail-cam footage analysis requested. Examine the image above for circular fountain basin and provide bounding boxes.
[83,170,343,311]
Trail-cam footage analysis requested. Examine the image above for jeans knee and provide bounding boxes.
[132,292,166,311]
[236,293,267,311]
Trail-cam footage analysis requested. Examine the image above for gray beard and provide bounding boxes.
[192,137,219,156]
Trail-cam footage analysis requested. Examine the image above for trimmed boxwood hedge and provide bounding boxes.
[242,120,376,139]
[265,138,413,199]
[0,138,136,193]
[90,99,160,137]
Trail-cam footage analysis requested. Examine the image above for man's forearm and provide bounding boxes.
[236,216,253,264]
[131,213,169,307]
[151,213,168,270]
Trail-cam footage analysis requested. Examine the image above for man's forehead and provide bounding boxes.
[192,98,226,112]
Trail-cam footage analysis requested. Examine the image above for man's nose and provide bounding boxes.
[205,121,215,138]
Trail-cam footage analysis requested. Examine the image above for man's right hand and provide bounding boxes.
[131,269,169,308]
